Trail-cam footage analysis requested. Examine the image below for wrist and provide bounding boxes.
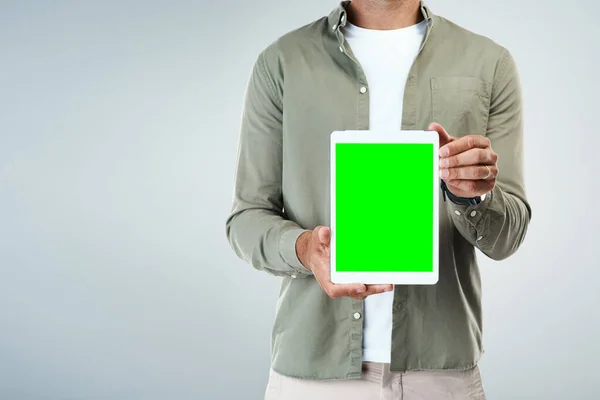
[295,231,312,271]
[440,180,482,205]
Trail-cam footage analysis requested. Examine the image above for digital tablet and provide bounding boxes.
[330,130,439,285]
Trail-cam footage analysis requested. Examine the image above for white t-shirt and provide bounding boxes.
[342,19,427,363]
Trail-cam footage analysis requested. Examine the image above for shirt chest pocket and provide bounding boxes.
[430,77,492,137]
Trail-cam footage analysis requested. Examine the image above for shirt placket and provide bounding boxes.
[332,5,436,374]
[333,10,370,378]
[391,10,435,372]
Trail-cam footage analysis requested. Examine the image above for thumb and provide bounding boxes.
[316,226,331,246]
[428,122,453,148]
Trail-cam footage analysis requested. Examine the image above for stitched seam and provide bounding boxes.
[431,88,489,94]
[271,365,361,381]
[489,215,506,256]
[481,93,491,132]
[257,51,283,109]
[431,77,492,96]
[491,48,510,100]
[487,187,503,255]
[389,358,482,373]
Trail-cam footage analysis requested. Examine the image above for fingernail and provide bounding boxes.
[355,287,365,294]
[440,169,448,179]
[439,158,448,167]
[440,148,449,157]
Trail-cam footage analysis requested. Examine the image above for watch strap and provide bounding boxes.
[440,180,482,206]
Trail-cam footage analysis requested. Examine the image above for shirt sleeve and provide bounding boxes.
[225,46,312,278]
[446,48,532,261]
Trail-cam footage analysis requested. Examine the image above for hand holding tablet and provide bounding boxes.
[330,130,439,285]
[296,225,394,299]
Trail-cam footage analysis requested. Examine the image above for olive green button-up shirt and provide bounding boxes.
[225,1,531,380]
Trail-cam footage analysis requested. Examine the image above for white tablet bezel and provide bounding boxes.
[330,130,439,285]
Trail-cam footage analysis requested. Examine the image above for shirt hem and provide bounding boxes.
[271,352,483,380]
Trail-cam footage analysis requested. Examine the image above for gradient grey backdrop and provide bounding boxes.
[1,0,598,399]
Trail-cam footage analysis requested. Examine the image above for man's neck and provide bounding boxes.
[346,0,422,30]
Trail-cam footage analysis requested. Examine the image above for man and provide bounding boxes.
[226,0,531,398]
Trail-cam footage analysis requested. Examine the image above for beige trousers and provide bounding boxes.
[264,362,486,400]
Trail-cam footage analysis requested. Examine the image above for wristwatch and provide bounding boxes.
[440,180,482,206]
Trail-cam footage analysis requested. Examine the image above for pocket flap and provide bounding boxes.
[430,77,492,98]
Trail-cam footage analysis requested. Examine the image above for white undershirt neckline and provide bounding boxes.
[343,19,427,39]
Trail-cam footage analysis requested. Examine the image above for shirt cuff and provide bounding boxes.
[279,226,313,278]
[446,187,493,231]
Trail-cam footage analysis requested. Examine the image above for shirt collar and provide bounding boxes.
[327,0,434,32]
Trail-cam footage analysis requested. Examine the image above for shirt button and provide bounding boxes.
[291,274,297,278]
[339,46,344,53]
[470,210,477,217]
[454,210,461,216]
[359,86,367,94]
[332,24,337,31]
[341,14,346,24]
[353,312,361,320]
[476,236,483,241]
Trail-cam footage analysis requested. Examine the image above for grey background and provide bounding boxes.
[1,0,598,399]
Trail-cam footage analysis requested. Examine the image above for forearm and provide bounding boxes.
[225,45,312,278]
[447,184,531,260]
[447,47,531,260]
[226,208,311,277]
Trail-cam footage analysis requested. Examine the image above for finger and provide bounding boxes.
[446,179,494,196]
[316,226,331,246]
[316,257,366,299]
[327,283,368,298]
[440,135,490,158]
[428,122,454,148]
[365,284,394,294]
[439,148,495,168]
[441,166,495,180]
[350,284,394,300]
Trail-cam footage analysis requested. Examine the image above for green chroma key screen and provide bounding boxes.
[335,142,434,272]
